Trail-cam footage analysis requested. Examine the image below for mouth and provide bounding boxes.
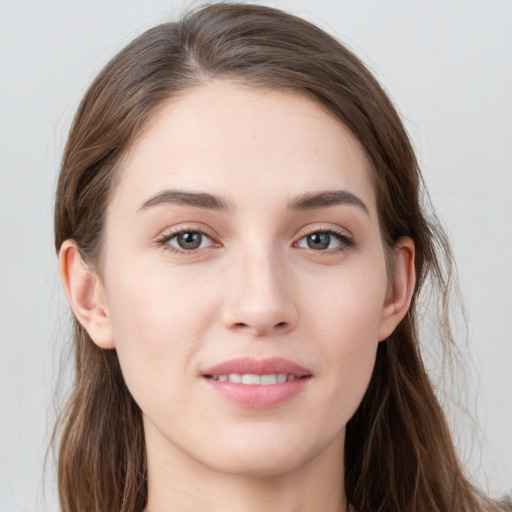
[206,373,307,385]
[201,356,312,381]
[201,357,312,408]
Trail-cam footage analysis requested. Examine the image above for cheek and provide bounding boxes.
[307,259,388,344]
[304,264,387,414]
[103,261,220,401]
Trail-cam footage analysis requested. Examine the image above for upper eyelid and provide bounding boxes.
[156,223,218,241]
[293,223,353,240]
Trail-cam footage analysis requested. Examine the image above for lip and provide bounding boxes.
[202,356,312,378]
[201,357,312,408]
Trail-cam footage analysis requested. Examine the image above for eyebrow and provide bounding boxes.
[139,189,232,212]
[288,190,369,215]
[139,188,369,215]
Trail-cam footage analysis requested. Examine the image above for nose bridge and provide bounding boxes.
[222,237,297,336]
[242,244,285,303]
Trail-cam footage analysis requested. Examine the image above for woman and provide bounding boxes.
[53,3,508,511]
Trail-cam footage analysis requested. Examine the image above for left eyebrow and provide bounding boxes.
[288,190,369,215]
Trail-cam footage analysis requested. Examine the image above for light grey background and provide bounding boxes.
[1,1,511,510]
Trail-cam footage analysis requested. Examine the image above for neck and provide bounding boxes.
[143,421,347,512]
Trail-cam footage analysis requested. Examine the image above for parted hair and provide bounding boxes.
[53,3,505,511]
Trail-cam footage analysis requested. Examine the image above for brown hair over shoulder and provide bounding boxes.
[53,3,505,512]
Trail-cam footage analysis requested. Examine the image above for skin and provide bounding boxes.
[60,82,415,512]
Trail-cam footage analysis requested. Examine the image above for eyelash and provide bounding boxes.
[155,226,355,255]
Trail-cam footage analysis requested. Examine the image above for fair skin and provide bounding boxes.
[60,82,415,512]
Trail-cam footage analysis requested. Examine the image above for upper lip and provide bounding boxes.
[202,357,312,377]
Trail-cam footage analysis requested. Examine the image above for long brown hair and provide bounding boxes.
[53,3,504,511]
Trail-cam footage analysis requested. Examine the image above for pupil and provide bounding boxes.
[307,232,330,250]
[178,232,202,250]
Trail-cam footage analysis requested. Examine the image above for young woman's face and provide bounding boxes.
[95,82,407,478]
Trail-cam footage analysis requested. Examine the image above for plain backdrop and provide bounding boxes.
[1,0,511,510]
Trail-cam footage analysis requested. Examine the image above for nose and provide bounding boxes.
[221,249,298,337]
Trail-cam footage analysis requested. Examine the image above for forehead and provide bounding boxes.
[112,81,376,215]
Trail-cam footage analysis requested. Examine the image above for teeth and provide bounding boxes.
[242,374,261,385]
[211,373,300,385]
[261,374,277,385]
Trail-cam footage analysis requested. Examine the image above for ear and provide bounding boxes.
[378,236,416,341]
[59,240,115,349]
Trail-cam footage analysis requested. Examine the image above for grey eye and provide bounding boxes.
[297,232,342,250]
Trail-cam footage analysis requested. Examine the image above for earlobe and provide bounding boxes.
[59,240,115,349]
[378,237,416,341]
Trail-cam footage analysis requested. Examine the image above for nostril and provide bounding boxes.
[231,321,288,332]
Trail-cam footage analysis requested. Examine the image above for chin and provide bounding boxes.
[211,450,307,478]
[198,427,335,478]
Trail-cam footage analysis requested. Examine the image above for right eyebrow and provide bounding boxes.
[138,189,232,212]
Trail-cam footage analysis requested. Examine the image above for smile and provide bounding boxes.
[201,357,312,408]
[209,373,300,384]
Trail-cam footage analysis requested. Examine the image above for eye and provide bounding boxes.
[296,230,353,251]
[158,229,216,252]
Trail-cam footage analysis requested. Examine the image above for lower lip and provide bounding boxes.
[203,377,311,408]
